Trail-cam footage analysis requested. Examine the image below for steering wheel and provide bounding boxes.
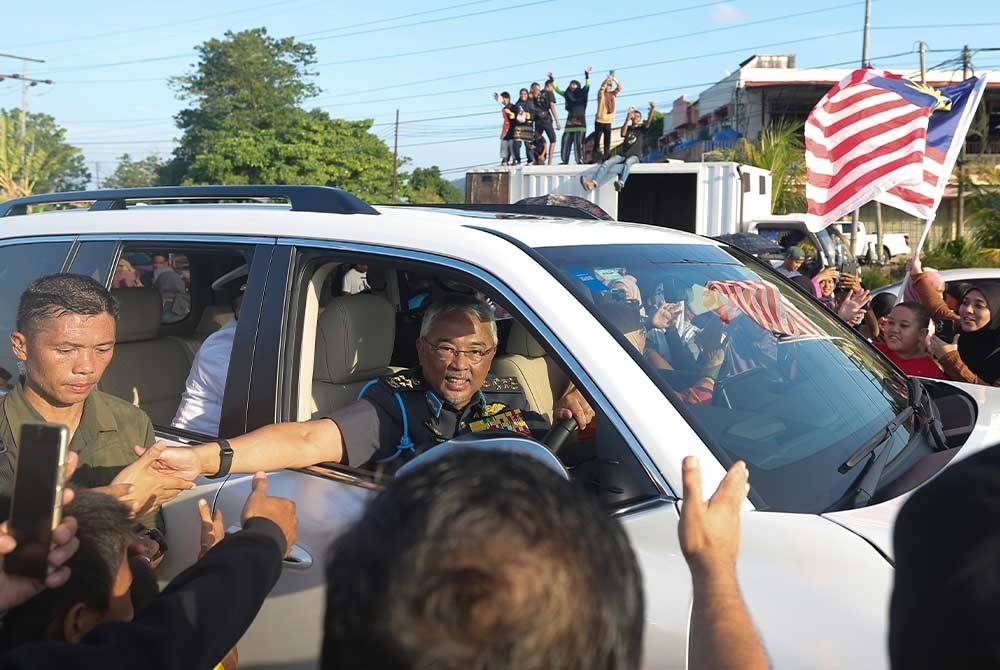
[543,417,578,455]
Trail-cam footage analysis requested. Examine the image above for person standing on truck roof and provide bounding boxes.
[530,82,559,166]
[550,67,591,165]
[494,92,517,166]
[580,103,653,193]
[593,73,623,162]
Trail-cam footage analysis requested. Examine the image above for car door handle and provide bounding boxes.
[226,525,313,569]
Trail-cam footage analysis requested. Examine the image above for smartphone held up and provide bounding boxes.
[4,422,69,580]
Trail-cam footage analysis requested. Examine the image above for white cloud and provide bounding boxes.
[710,3,747,23]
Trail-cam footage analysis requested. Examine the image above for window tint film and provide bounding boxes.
[0,241,74,391]
[68,241,118,285]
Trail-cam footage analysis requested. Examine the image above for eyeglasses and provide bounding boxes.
[423,341,495,364]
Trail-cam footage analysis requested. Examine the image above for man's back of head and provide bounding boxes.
[0,489,134,648]
[322,450,644,670]
[891,445,1000,669]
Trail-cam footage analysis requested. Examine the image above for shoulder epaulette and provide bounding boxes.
[482,376,523,393]
[382,370,425,391]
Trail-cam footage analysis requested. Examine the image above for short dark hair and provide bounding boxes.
[894,301,931,330]
[891,445,1000,669]
[1,489,134,646]
[531,81,540,88]
[500,91,510,100]
[16,274,118,335]
[322,450,644,670]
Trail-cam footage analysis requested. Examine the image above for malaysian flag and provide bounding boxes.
[876,76,989,220]
[704,280,825,338]
[805,68,952,225]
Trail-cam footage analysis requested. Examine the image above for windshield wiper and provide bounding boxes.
[908,376,948,452]
[841,405,914,472]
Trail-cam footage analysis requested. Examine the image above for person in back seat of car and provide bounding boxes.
[0,274,193,531]
[172,288,243,438]
[146,294,595,480]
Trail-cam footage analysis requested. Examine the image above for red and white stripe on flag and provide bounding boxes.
[805,68,934,226]
[705,280,825,338]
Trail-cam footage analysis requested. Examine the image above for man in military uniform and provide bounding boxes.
[0,274,193,523]
[155,294,591,480]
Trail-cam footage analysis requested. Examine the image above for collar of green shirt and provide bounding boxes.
[2,382,119,451]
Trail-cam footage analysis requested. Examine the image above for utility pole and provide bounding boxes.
[919,41,927,83]
[955,45,971,240]
[850,0,873,254]
[861,0,872,66]
[0,53,49,137]
[391,109,400,203]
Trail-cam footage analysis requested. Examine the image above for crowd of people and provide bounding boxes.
[495,68,656,175]
[4,256,1000,668]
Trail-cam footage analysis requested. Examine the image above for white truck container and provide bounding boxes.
[465,162,772,237]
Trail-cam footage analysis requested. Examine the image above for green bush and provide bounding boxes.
[861,266,904,290]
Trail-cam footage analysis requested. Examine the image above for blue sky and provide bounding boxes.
[3,0,999,184]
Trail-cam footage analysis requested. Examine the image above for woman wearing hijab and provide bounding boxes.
[909,256,1000,385]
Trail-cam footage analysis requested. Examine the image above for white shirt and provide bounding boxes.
[172,319,237,436]
[341,268,370,295]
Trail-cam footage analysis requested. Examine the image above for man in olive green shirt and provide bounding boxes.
[1,274,191,523]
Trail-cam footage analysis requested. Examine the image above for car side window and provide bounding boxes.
[0,241,75,392]
[290,249,662,512]
[67,241,118,284]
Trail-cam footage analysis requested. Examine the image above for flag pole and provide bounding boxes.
[900,217,936,301]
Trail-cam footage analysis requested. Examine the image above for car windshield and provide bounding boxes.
[537,243,909,513]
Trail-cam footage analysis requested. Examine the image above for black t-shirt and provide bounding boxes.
[618,124,644,158]
[533,92,555,124]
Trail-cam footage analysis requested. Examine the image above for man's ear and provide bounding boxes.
[10,331,27,362]
[62,602,103,643]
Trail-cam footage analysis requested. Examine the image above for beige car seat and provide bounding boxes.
[490,321,568,423]
[311,293,398,417]
[101,288,193,426]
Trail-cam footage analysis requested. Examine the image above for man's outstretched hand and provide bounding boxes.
[679,456,748,580]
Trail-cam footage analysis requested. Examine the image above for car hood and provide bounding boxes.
[822,380,1000,560]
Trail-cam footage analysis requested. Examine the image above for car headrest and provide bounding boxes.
[112,288,162,343]
[504,320,547,358]
[314,294,395,384]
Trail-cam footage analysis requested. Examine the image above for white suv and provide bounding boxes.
[1,186,996,669]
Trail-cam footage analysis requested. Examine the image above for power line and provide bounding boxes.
[314,1,866,103]
[320,0,729,66]
[5,0,310,50]
[297,0,495,38]
[319,28,860,108]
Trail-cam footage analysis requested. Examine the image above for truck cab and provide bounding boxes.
[749,214,858,276]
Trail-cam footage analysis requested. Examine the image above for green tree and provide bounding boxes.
[164,28,396,199]
[0,109,89,198]
[102,153,164,189]
[404,166,463,204]
[721,119,806,214]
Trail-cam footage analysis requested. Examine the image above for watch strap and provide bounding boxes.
[207,438,234,479]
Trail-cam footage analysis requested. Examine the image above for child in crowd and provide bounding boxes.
[873,302,945,379]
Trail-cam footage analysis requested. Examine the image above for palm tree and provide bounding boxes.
[720,119,806,215]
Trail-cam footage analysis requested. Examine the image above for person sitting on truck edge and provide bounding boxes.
[580,103,654,193]
[776,246,805,278]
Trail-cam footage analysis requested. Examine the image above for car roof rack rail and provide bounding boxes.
[0,185,379,217]
[392,203,604,220]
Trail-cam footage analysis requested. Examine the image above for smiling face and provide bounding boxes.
[416,310,497,409]
[883,305,928,356]
[818,277,836,297]
[959,289,992,332]
[11,312,116,408]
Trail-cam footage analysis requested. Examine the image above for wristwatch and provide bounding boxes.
[207,438,234,479]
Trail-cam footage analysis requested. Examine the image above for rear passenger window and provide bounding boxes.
[0,241,74,393]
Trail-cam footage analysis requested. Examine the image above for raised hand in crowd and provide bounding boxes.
[241,472,297,558]
[679,456,769,670]
[837,288,871,325]
[650,301,679,330]
[0,452,80,611]
[198,498,239,670]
